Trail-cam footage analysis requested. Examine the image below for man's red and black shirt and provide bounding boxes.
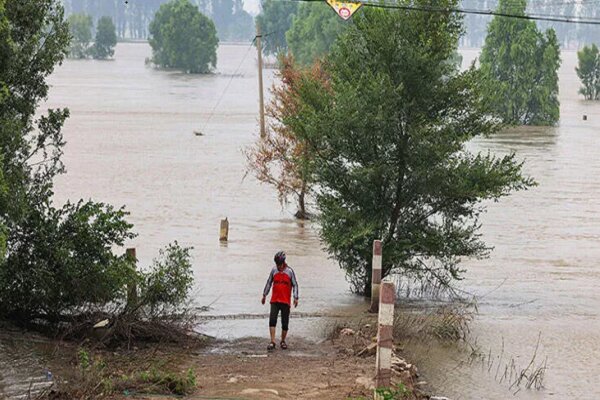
[262,264,299,306]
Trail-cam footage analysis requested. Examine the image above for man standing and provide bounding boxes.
[261,251,299,351]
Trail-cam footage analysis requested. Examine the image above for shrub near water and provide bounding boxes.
[0,0,197,340]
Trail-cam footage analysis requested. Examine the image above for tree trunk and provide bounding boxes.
[294,181,310,220]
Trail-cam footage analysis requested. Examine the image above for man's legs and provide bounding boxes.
[280,303,290,343]
[269,303,279,344]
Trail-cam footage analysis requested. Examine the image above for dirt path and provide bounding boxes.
[185,337,374,400]
[115,335,387,400]
[26,321,424,400]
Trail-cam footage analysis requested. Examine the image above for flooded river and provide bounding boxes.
[1,43,598,398]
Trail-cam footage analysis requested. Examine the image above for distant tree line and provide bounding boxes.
[460,0,600,48]
[61,0,253,42]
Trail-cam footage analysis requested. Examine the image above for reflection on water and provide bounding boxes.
[0,328,53,399]
[1,44,599,398]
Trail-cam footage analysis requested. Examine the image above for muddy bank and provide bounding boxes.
[5,327,434,400]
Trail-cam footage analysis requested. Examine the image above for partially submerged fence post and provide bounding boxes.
[375,281,395,393]
[219,217,229,242]
[125,248,138,308]
[370,239,382,313]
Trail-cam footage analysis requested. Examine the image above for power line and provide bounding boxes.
[200,39,256,133]
[280,0,600,25]
[361,1,600,25]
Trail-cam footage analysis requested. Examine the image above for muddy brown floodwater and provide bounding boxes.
[0,43,598,399]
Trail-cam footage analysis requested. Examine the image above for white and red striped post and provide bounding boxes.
[375,281,396,391]
[370,240,383,313]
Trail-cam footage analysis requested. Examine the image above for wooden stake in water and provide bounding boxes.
[375,281,396,391]
[220,218,229,242]
[370,240,382,313]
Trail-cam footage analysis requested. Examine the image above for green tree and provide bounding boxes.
[256,0,298,56]
[149,0,218,73]
[0,0,195,326]
[67,13,93,58]
[210,0,254,41]
[286,2,347,66]
[479,0,561,126]
[92,16,117,60]
[285,4,533,294]
[246,56,326,219]
[576,44,600,100]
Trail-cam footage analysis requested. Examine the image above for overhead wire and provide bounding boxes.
[200,38,257,133]
[274,0,600,25]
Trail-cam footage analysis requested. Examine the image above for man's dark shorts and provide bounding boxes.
[269,302,290,331]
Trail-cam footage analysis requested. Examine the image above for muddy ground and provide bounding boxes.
[123,332,424,400]
[180,336,376,400]
[0,320,428,399]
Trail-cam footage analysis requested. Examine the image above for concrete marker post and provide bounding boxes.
[375,280,396,394]
[370,240,382,313]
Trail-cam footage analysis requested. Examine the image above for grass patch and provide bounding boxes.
[392,301,476,343]
[36,344,200,399]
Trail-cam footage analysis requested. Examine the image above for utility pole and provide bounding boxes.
[256,23,266,139]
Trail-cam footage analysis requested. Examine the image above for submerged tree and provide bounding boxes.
[92,16,117,60]
[246,56,326,219]
[67,13,93,58]
[149,0,218,73]
[256,0,298,56]
[576,44,600,100]
[286,4,534,294]
[480,0,561,126]
[286,2,347,66]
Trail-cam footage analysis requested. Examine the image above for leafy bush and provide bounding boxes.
[0,201,136,321]
[140,243,194,314]
[374,384,410,399]
[0,1,197,338]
